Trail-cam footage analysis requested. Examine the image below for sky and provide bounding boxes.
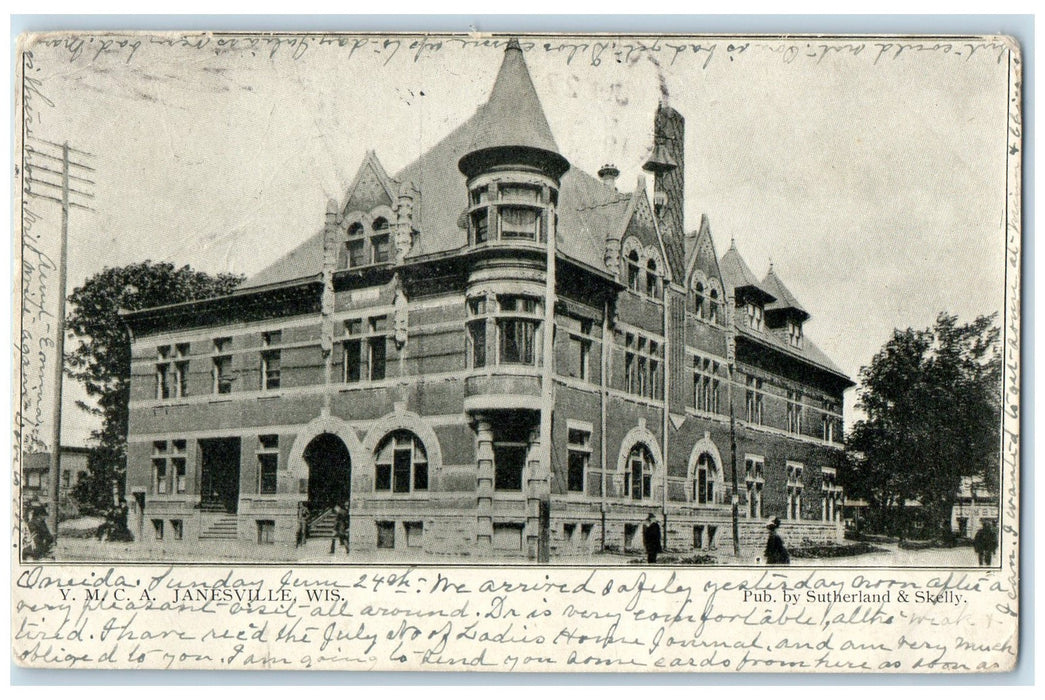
[16,32,1014,447]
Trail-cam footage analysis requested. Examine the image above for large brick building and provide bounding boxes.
[122,40,853,559]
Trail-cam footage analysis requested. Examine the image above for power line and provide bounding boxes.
[26,147,96,172]
[27,135,95,158]
[25,162,96,186]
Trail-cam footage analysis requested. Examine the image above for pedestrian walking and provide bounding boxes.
[296,503,310,547]
[973,521,997,566]
[642,512,662,564]
[764,516,790,565]
[330,501,350,554]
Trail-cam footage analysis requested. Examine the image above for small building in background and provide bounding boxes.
[21,446,90,519]
[951,476,998,538]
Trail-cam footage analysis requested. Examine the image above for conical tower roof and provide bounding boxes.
[719,240,776,304]
[458,39,570,179]
[762,265,810,321]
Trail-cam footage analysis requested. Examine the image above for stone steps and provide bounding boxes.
[199,516,238,540]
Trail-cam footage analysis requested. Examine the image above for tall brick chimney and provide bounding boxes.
[643,103,686,278]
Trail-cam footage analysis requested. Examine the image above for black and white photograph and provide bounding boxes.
[12,30,1021,672]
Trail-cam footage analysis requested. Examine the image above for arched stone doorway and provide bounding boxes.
[304,433,352,513]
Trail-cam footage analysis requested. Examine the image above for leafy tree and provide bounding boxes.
[66,262,243,519]
[844,312,1001,538]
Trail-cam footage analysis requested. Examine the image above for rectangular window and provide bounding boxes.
[694,357,721,413]
[152,519,164,540]
[627,261,641,292]
[787,462,804,520]
[368,337,386,381]
[745,456,765,519]
[625,343,636,394]
[471,208,489,244]
[156,363,171,400]
[213,355,233,394]
[256,520,276,544]
[257,434,279,495]
[499,184,540,202]
[170,519,184,540]
[470,185,490,206]
[344,338,362,382]
[566,331,591,381]
[745,377,763,424]
[257,454,278,495]
[376,521,396,549]
[746,303,764,331]
[499,318,536,365]
[173,458,187,494]
[348,239,367,267]
[153,458,167,495]
[822,412,835,443]
[261,331,281,391]
[494,445,526,491]
[469,320,487,368]
[413,461,428,491]
[567,428,591,493]
[175,362,189,398]
[405,521,424,548]
[786,391,803,434]
[393,446,412,494]
[500,206,540,240]
[371,234,390,263]
[493,523,524,551]
[375,463,392,491]
[788,320,803,348]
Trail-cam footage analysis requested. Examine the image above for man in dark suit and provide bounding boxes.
[642,512,662,564]
[764,516,790,565]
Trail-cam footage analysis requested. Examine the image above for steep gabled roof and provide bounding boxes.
[684,214,725,289]
[762,265,810,321]
[719,241,776,304]
[243,114,630,290]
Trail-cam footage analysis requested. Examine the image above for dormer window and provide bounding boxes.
[346,222,367,267]
[645,259,661,298]
[746,302,764,331]
[693,281,705,318]
[708,288,720,324]
[787,319,803,348]
[371,217,391,263]
[626,250,641,292]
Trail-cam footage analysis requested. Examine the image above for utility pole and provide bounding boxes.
[537,195,556,563]
[24,137,95,539]
[727,292,740,558]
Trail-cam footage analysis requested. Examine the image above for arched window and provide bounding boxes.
[627,249,641,292]
[708,287,720,324]
[624,444,654,500]
[374,430,428,494]
[693,281,705,318]
[371,217,391,264]
[695,452,717,504]
[645,259,660,298]
[346,221,366,268]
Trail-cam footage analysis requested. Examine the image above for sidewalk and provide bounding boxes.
[50,536,982,568]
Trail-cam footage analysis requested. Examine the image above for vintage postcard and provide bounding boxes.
[12,31,1020,672]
